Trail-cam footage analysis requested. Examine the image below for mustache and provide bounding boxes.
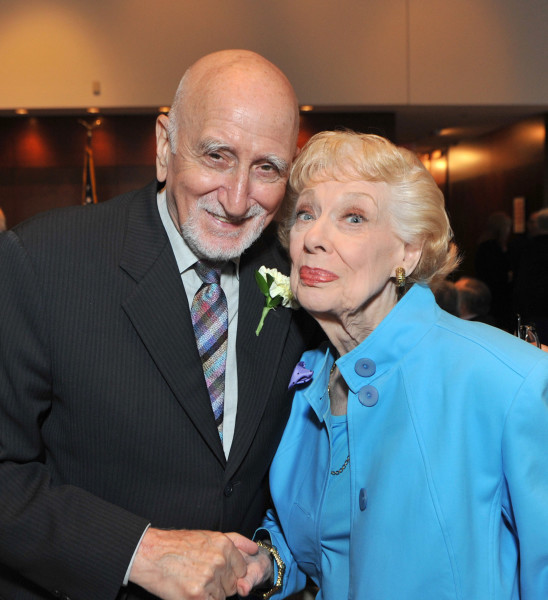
[196,197,267,221]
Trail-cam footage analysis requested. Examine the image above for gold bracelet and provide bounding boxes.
[255,540,285,599]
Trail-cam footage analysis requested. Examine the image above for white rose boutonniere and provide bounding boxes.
[255,266,299,336]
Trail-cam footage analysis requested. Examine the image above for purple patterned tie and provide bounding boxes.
[191,260,228,439]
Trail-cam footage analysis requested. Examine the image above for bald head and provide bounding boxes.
[155,50,300,260]
[167,49,299,153]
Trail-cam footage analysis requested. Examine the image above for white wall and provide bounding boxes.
[408,0,548,105]
[0,0,547,110]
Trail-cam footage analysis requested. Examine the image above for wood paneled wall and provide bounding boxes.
[0,112,395,229]
[0,115,157,228]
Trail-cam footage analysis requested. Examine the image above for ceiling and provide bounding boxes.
[298,103,547,153]
[390,105,547,153]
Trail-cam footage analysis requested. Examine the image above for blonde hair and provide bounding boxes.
[279,130,460,288]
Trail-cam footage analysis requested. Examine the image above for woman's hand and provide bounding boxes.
[226,533,274,596]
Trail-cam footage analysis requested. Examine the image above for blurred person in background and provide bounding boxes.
[454,276,497,325]
[474,211,514,331]
[514,207,548,345]
[432,278,459,316]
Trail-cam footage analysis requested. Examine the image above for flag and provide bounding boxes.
[82,144,97,205]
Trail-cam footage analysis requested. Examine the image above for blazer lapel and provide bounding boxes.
[227,235,294,474]
[119,184,226,466]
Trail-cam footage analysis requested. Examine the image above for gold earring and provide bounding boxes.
[395,267,406,288]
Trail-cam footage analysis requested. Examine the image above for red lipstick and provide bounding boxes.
[299,266,339,285]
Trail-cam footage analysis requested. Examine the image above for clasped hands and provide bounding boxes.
[129,527,274,600]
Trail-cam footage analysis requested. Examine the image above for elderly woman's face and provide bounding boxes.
[289,179,406,325]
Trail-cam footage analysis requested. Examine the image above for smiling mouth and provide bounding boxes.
[205,213,245,230]
[206,210,256,226]
[299,266,339,285]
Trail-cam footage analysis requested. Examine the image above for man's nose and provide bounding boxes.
[219,167,251,218]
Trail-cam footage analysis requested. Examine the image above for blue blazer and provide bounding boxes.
[261,284,548,599]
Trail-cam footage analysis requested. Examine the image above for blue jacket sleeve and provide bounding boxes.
[502,355,548,599]
[255,508,308,598]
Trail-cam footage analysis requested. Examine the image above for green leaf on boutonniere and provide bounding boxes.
[255,270,271,296]
[255,267,298,336]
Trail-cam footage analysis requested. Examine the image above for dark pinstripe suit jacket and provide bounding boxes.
[0,182,318,600]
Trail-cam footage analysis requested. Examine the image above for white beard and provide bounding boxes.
[180,198,268,260]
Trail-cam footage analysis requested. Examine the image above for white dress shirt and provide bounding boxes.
[157,189,240,458]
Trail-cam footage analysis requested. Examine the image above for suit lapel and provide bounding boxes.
[119,184,226,466]
[227,235,294,475]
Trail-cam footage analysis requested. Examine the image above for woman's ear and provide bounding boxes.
[155,114,171,183]
[402,241,423,275]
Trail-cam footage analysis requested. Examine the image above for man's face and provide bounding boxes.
[156,92,297,261]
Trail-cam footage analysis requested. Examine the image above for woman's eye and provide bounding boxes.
[296,210,313,221]
[346,213,365,224]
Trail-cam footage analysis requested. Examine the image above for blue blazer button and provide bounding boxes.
[354,358,376,377]
[358,385,378,407]
[359,488,368,510]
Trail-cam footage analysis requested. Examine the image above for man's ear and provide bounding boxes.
[155,114,170,183]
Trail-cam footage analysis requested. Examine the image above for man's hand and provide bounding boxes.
[129,527,257,600]
[226,533,273,597]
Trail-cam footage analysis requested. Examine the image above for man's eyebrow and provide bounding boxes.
[198,138,232,154]
[262,154,290,175]
[198,139,289,175]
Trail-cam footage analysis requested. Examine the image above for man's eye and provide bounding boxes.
[259,163,279,176]
[208,152,223,161]
[254,163,281,182]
